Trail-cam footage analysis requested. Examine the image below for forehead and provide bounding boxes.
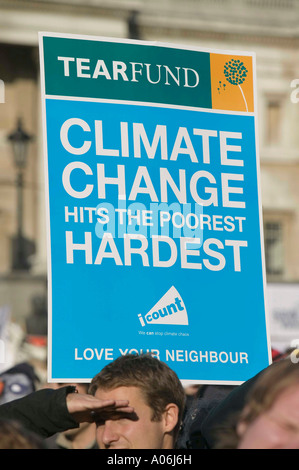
[272,384,299,411]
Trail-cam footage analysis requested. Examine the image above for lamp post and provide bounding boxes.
[8,118,33,271]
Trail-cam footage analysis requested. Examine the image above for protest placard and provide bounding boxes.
[39,32,271,383]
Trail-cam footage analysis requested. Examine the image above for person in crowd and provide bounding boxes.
[0,418,44,449]
[177,383,236,449]
[200,347,291,449]
[0,362,37,405]
[44,383,98,449]
[0,353,185,449]
[199,372,260,448]
[203,358,299,449]
[88,353,186,449]
[0,382,134,441]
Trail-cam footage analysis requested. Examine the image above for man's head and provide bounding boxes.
[237,359,299,449]
[88,353,185,449]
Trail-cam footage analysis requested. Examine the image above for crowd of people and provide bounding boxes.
[0,346,299,449]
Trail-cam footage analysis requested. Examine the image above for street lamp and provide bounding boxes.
[7,118,33,271]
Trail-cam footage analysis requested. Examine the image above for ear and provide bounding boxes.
[236,419,248,438]
[162,403,179,433]
[236,405,250,438]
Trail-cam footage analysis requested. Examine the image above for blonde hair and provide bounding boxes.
[240,359,299,424]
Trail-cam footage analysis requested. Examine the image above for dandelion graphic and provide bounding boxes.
[223,59,248,111]
[217,80,226,94]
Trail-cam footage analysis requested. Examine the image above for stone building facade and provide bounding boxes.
[0,0,298,346]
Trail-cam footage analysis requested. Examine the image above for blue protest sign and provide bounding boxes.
[39,32,271,384]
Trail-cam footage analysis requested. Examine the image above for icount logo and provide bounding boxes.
[138,286,188,327]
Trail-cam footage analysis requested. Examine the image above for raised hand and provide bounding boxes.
[66,392,134,423]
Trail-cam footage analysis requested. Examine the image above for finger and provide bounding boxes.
[113,405,135,413]
[113,400,131,408]
[91,405,135,416]
[88,400,131,412]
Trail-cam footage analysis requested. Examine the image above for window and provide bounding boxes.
[266,99,282,146]
[264,221,284,277]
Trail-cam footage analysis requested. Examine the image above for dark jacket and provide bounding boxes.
[0,386,79,438]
